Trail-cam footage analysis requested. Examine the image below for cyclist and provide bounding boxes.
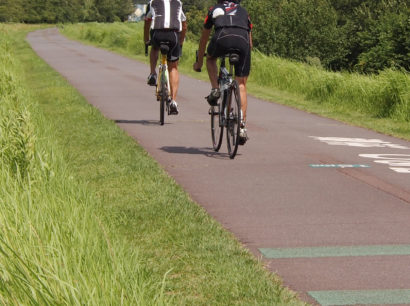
[193,0,252,144]
[144,0,187,115]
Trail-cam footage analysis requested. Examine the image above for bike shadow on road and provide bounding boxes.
[114,119,164,126]
[160,146,232,159]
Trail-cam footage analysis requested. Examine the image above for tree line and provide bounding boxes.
[1,0,408,73]
[0,0,134,23]
[184,0,409,74]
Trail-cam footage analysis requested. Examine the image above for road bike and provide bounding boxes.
[197,51,242,159]
[146,42,171,125]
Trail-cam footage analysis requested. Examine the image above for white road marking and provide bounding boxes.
[309,137,409,149]
[360,154,410,174]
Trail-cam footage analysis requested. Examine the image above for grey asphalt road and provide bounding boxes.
[27,28,410,305]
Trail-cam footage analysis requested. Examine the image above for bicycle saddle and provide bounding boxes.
[159,43,169,55]
[227,49,240,65]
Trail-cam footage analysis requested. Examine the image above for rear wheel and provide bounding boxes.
[226,80,241,159]
[211,91,224,151]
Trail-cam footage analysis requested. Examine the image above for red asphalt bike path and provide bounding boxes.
[27,29,410,305]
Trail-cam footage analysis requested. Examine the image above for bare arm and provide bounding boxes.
[195,28,211,66]
[144,20,151,43]
[180,21,187,46]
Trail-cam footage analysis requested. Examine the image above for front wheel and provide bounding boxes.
[211,93,224,151]
[226,81,241,159]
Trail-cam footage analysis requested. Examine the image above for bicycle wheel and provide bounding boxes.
[159,74,167,125]
[211,90,224,151]
[226,80,241,159]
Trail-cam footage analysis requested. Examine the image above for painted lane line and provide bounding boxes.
[259,245,410,259]
[308,289,410,306]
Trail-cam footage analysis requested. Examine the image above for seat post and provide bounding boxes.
[228,53,240,77]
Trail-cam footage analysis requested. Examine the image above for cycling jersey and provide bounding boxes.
[145,0,186,32]
[204,1,252,31]
[204,1,252,77]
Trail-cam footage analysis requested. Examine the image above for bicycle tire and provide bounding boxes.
[211,91,224,151]
[159,74,167,125]
[226,80,241,159]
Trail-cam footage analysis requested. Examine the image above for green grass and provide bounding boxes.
[0,24,306,305]
[61,22,410,141]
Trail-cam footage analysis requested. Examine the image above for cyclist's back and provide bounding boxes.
[205,1,251,74]
[145,0,185,61]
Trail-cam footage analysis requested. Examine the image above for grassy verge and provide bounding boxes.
[61,22,410,140]
[0,24,305,304]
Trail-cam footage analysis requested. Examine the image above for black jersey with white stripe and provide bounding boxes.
[145,0,186,32]
[204,1,251,31]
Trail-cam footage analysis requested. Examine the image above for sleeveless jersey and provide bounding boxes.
[145,0,186,32]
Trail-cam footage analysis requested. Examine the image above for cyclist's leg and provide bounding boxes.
[206,56,219,89]
[207,29,227,89]
[168,60,179,101]
[206,30,225,105]
[235,76,248,123]
[232,31,251,124]
[149,30,161,74]
[150,48,159,75]
[164,31,180,100]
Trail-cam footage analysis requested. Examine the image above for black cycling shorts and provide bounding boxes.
[207,28,251,77]
[151,30,181,62]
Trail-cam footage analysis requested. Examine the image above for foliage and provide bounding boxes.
[184,0,409,73]
[243,0,346,70]
[0,0,134,23]
[1,0,408,73]
[353,0,410,73]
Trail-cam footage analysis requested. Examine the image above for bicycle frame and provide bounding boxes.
[219,56,234,127]
[146,43,172,125]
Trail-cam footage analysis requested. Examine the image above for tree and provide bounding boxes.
[0,0,24,22]
[245,0,346,69]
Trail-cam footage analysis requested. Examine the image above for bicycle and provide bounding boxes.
[196,51,242,159]
[146,42,171,125]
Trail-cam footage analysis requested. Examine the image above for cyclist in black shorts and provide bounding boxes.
[144,0,187,114]
[193,0,252,143]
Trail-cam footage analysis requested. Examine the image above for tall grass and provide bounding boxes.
[0,25,167,305]
[62,22,410,125]
[252,51,410,122]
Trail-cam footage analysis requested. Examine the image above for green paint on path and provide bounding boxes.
[309,164,371,168]
[308,289,410,305]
